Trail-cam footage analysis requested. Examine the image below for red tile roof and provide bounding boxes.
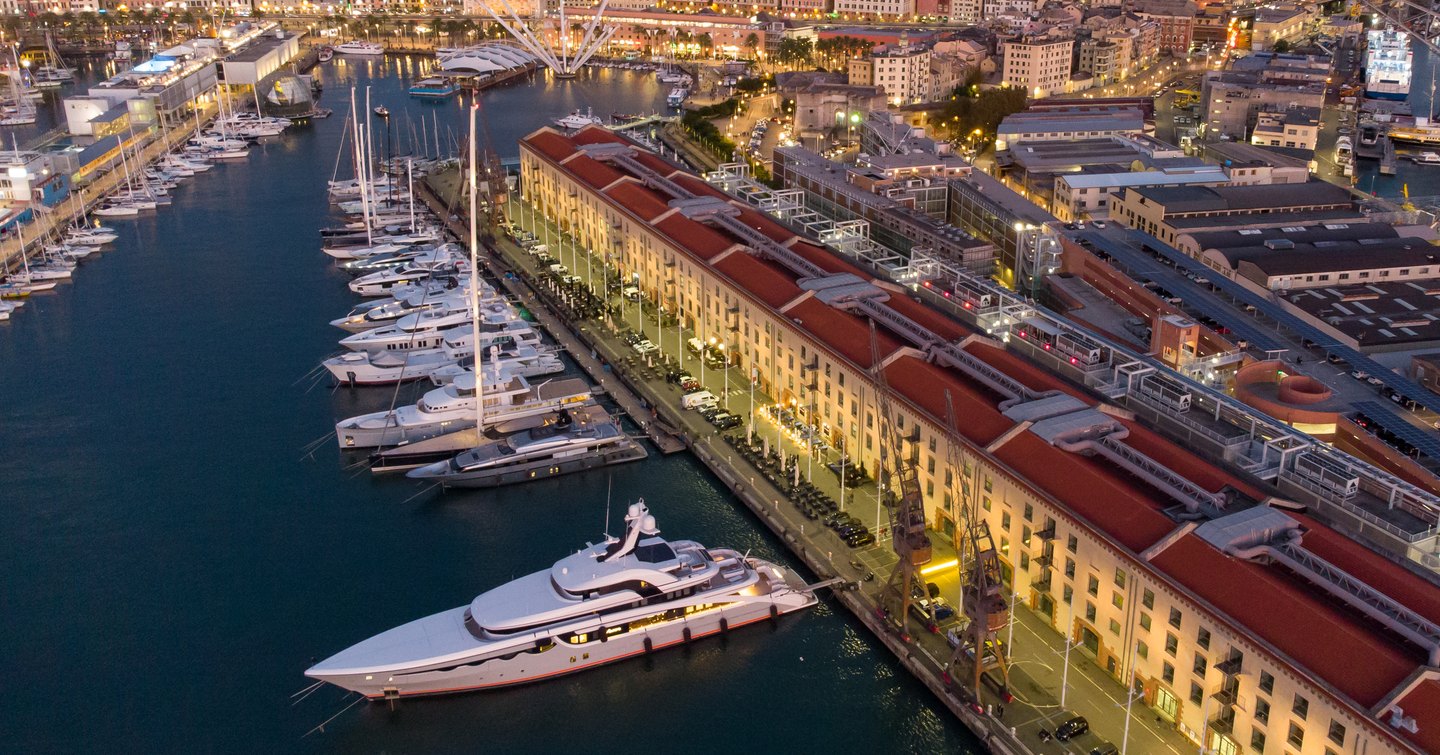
[993,432,1180,552]
[1293,512,1440,626]
[788,241,869,276]
[524,129,577,163]
[883,293,973,342]
[1119,420,1266,500]
[1391,679,1440,754]
[566,154,626,191]
[735,207,798,244]
[885,355,1014,447]
[965,341,1089,400]
[629,150,682,177]
[604,180,671,222]
[786,297,900,369]
[670,173,732,200]
[653,215,736,261]
[712,253,803,309]
[1150,535,1425,709]
[569,126,628,146]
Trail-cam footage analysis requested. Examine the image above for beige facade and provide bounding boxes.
[1002,36,1075,98]
[521,133,1433,755]
[833,0,916,16]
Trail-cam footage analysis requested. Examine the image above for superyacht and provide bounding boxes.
[305,501,817,698]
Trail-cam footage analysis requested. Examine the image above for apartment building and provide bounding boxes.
[1199,52,1329,141]
[833,0,916,18]
[848,41,933,105]
[521,124,1440,755]
[1002,35,1075,99]
[1249,107,1320,151]
[1129,0,1197,53]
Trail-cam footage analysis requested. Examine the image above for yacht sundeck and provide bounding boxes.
[305,500,816,698]
[335,373,593,448]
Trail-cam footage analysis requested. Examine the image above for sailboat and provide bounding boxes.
[32,31,75,87]
[0,51,37,126]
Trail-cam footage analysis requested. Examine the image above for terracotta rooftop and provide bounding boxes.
[734,206,799,244]
[711,253,804,309]
[604,180,671,222]
[785,297,900,370]
[569,125,628,146]
[1150,534,1426,709]
[884,355,1015,447]
[525,129,577,163]
[653,214,736,261]
[566,154,626,191]
[1391,679,1440,754]
[883,293,973,342]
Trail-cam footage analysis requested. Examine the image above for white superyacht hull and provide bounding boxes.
[307,564,811,699]
[337,397,591,448]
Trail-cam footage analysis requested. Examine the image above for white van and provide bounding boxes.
[686,337,704,354]
[681,391,718,409]
[622,285,641,302]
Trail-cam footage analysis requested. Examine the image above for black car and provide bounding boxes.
[1055,716,1089,742]
[1090,744,1119,755]
[713,413,742,430]
[845,531,875,547]
[697,405,723,422]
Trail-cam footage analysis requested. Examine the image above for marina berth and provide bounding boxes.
[324,340,563,387]
[347,259,467,296]
[305,501,816,698]
[335,372,594,449]
[407,406,646,487]
[336,304,531,352]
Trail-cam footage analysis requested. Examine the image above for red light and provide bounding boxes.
[1044,343,1051,350]
[943,291,951,298]
[1070,357,1078,364]
[923,280,931,288]
[963,302,972,309]
[1018,330,1027,339]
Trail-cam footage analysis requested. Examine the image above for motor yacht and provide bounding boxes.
[338,246,459,276]
[305,500,816,698]
[348,260,466,297]
[336,40,386,55]
[553,108,603,130]
[330,289,473,332]
[338,304,527,352]
[326,341,563,386]
[335,373,593,448]
[408,408,646,488]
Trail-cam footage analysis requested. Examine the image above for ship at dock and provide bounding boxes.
[1365,27,1412,101]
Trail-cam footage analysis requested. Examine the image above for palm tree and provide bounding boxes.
[743,31,759,60]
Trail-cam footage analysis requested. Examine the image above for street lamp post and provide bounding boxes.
[1060,598,1075,708]
[1121,637,1140,755]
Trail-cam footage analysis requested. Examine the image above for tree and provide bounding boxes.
[743,32,759,60]
[697,33,713,58]
[1271,39,1292,54]
[937,85,1027,144]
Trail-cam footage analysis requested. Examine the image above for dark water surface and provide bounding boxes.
[0,56,981,754]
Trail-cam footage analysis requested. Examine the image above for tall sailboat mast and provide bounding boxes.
[468,100,485,431]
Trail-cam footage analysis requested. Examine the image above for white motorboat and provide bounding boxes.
[338,246,460,276]
[330,287,486,331]
[348,260,467,297]
[336,41,386,56]
[408,407,645,487]
[1411,151,1440,164]
[326,341,564,386]
[93,202,143,217]
[305,500,817,698]
[553,108,603,130]
[338,303,524,351]
[335,373,593,448]
[66,229,117,245]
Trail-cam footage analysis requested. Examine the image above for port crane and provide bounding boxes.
[868,322,933,639]
[940,392,1011,703]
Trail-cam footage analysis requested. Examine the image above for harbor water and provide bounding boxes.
[0,56,982,753]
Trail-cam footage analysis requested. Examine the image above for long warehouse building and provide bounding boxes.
[519,125,1440,755]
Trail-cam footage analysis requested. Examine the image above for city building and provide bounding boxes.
[1109,181,1359,248]
[787,81,888,147]
[1200,141,1311,185]
[833,0,916,18]
[520,124,1440,755]
[1129,0,1196,53]
[773,144,996,272]
[1199,52,1330,141]
[76,41,220,130]
[1249,106,1320,151]
[1053,165,1228,221]
[847,38,933,105]
[995,107,1147,151]
[1001,35,1075,99]
[1078,34,1134,86]
[948,168,1062,290]
[1250,3,1313,52]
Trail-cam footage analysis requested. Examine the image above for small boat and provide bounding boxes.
[667,87,688,109]
[0,299,15,319]
[317,46,335,63]
[373,105,390,118]
[553,107,602,130]
[409,78,460,98]
[335,40,385,56]
[1410,151,1440,164]
[304,500,817,699]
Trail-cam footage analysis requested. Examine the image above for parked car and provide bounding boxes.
[1350,370,1370,381]
[1055,716,1090,742]
[633,340,659,355]
[711,412,742,430]
[1091,744,1119,755]
[844,531,875,547]
[681,390,719,409]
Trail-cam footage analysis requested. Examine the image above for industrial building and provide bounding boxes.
[1109,182,1359,249]
[520,124,1440,755]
